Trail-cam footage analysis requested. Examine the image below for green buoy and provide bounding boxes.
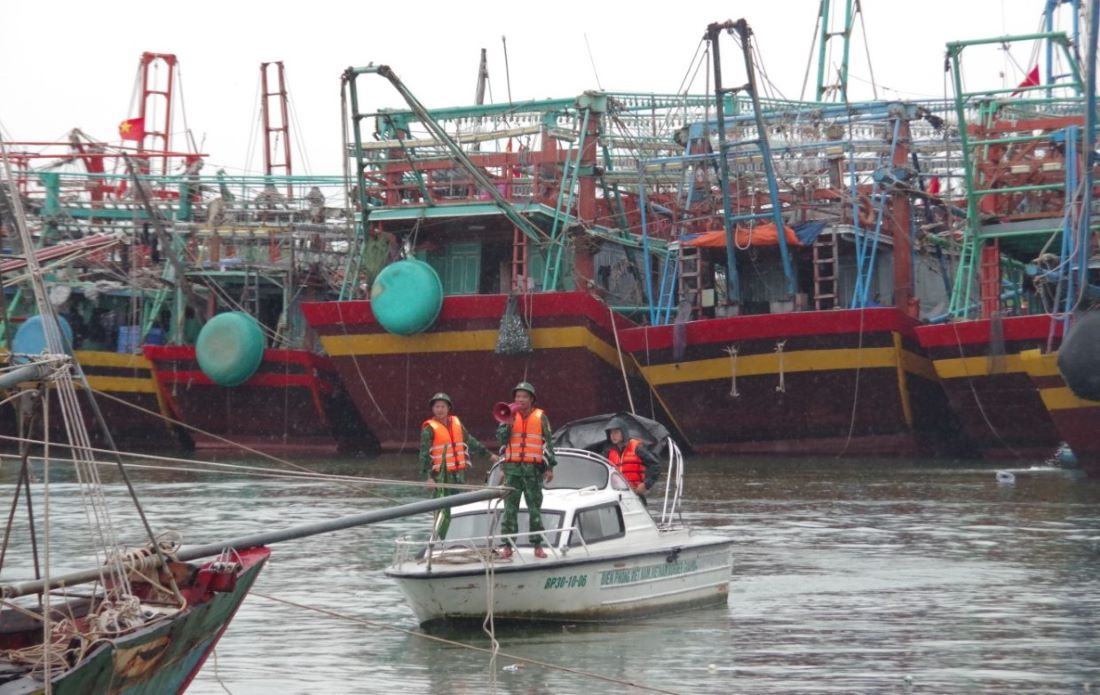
[195,312,265,387]
[371,259,443,336]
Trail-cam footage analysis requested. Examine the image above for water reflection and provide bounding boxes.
[1,455,1098,693]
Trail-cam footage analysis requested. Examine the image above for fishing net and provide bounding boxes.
[360,234,393,288]
[494,293,532,355]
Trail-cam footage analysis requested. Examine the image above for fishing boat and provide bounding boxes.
[913,11,1100,461]
[613,20,967,456]
[386,415,732,626]
[0,136,274,692]
[303,15,979,458]
[301,66,709,450]
[2,56,379,455]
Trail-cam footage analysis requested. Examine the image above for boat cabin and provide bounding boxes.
[429,448,653,553]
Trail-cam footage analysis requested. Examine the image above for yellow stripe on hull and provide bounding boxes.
[932,354,1027,379]
[321,326,620,367]
[638,344,932,387]
[74,350,152,369]
[1039,387,1100,412]
[83,376,159,395]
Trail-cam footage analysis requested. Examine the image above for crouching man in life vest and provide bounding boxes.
[602,416,661,506]
[419,392,496,539]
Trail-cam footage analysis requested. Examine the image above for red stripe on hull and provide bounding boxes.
[143,346,375,454]
[302,291,633,335]
[915,314,1061,350]
[617,306,918,352]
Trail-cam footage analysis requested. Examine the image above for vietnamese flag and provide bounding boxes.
[1010,66,1040,96]
[118,117,145,141]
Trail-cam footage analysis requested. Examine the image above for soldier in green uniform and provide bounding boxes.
[495,382,556,559]
[418,392,496,539]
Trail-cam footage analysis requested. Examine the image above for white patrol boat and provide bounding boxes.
[385,414,732,626]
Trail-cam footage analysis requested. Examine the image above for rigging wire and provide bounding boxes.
[284,70,314,175]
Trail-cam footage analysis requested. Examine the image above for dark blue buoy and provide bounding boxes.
[1057,311,1100,401]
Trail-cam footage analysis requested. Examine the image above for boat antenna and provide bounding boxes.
[584,33,604,90]
[501,35,513,102]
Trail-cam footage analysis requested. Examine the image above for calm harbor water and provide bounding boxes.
[3,454,1099,694]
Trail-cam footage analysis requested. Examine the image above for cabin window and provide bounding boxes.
[444,510,564,548]
[571,504,625,546]
[486,457,609,490]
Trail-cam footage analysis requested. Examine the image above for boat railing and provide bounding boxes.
[394,526,591,570]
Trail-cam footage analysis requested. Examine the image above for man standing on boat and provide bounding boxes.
[602,417,661,505]
[495,382,556,559]
[419,392,496,539]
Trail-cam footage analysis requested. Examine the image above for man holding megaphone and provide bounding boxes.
[494,381,556,559]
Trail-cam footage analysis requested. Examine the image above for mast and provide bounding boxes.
[705,21,742,307]
[732,19,796,297]
[814,0,857,102]
[135,52,178,176]
[261,61,294,198]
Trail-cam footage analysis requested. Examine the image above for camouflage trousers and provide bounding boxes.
[500,462,546,548]
[431,469,467,540]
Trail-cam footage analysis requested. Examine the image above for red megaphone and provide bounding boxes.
[493,401,522,424]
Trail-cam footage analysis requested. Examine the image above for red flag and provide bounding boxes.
[1010,66,1040,96]
[927,176,941,195]
[118,117,145,141]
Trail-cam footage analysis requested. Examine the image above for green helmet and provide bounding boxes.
[428,392,452,407]
[512,381,536,399]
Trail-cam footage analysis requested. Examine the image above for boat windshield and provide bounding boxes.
[486,453,610,490]
[444,509,564,547]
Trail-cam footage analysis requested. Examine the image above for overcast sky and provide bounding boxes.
[0,1,1077,178]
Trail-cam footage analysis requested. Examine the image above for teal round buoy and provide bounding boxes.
[12,315,73,363]
[371,259,443,336]
[195,312,265,387]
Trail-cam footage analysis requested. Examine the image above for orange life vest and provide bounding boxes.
[504,408,546,464]
[608,440,646,486]
[423,416,470,474]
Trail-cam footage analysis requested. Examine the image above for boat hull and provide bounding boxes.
[143,346,376,454]
[386,536,731,626]
[0,547,269,695]
[0,350,186,454]
[1021,350,1100,476]
[914,315,1063,459]
[619,308,963,456]
[301,292,640,450]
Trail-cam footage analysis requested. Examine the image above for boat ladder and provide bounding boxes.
[813,227,839,310]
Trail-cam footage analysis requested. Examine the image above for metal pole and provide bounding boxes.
[733,19,796,297]
[1077,0,1098,304]
[706,21,742,306]
[1,487,506,599]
